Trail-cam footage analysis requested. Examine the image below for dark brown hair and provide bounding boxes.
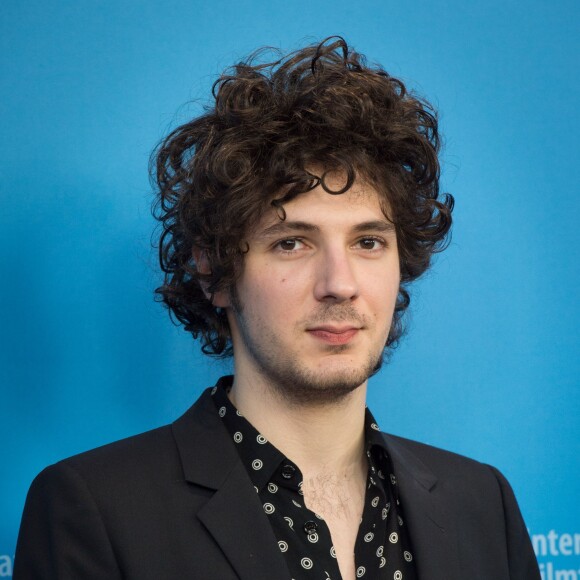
[153,37,454,356]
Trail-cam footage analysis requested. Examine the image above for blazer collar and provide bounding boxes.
[382,433,461,580]
[172,387,289,580]
[172,386,238,489]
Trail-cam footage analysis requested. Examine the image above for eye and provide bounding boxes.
[275,238,304,253]
[356,237,385,251]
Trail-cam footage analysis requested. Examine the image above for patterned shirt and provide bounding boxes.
[212,377,418,580]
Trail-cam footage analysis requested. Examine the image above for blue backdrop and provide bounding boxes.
[1,1,578,577]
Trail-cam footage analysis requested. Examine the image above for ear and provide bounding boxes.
[192,247,231,308]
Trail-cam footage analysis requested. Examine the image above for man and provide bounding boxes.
[14,38,540,579]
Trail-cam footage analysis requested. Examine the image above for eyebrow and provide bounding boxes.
[352,220,396,234]
[256,219,396,240]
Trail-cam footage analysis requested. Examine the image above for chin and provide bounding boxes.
[268,357,380,407]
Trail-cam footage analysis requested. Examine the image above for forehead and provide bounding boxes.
[250,178,392,238]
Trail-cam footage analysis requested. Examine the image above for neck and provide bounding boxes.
[228,372,368,477]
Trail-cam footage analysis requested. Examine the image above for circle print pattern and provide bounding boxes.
[356,566,366,577]
[252,459,263,470]
[257,434,267,444]
[218,406,226,417]
[307,532,319,543]
[278,540,288,553]
[376,546,384,557]
[389,532,399,543]
[301,558,313,570]
[394,571,402,580]
[284,516,294,529]
[263,502,275,514]
[382,507,388,520]
[233,431,243,443]
[330,546,337,558]
[404,551,413,562]
[379,557,386,568]
[371,496,380,507]
[364,532,374,542]
[267,482,278,493]
[371,422,380,431]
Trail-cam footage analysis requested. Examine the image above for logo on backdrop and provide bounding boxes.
[532,530,580,580]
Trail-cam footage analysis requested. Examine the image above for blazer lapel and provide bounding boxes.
[383,434,461,580]
[197,461,289,579]
[172,388,289,580]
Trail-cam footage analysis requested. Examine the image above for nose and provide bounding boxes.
[313,246,359,302]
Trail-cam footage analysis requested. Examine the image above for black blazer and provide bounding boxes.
[14,388,540,579]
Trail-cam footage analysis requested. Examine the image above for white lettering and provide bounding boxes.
[538,562,580,580]
[535,534,549,557]
[0,555,13,577]
[560,534,574,556]
[531,531,580,557]
[540,561,554,580]
[549,530,560,556]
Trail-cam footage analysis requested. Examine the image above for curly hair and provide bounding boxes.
[152,37,454,356]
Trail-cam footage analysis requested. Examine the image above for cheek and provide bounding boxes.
[367,272,400,321]
[237,270,302,315]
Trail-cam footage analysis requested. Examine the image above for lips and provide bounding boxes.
[307,326,360,345]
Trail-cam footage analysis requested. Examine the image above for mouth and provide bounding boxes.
[306,326,361,345]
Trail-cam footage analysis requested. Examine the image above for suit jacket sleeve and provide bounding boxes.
[489,465,540,580]
[14,462,123,580]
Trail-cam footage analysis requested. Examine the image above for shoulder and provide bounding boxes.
[26,424,180,508]
[20,400,214,544]
[381,434,540,579]
[64,423,176,471]
[383,431,498,476]
[381,432,520,504]
[27,387,220,503]
[14,391,229,578]
[35,388,215,488]
[382,432,526,520]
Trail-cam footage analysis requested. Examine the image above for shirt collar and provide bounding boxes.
[212,376,288,490]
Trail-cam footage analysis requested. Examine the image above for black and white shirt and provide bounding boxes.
[212,377,417,580]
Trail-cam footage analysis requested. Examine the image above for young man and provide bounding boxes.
[14,38,540,579]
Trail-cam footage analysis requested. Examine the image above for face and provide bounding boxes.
[219,178,400,406]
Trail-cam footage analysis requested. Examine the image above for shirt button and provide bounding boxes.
[303,520,318,533]
[281,464,296,479]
